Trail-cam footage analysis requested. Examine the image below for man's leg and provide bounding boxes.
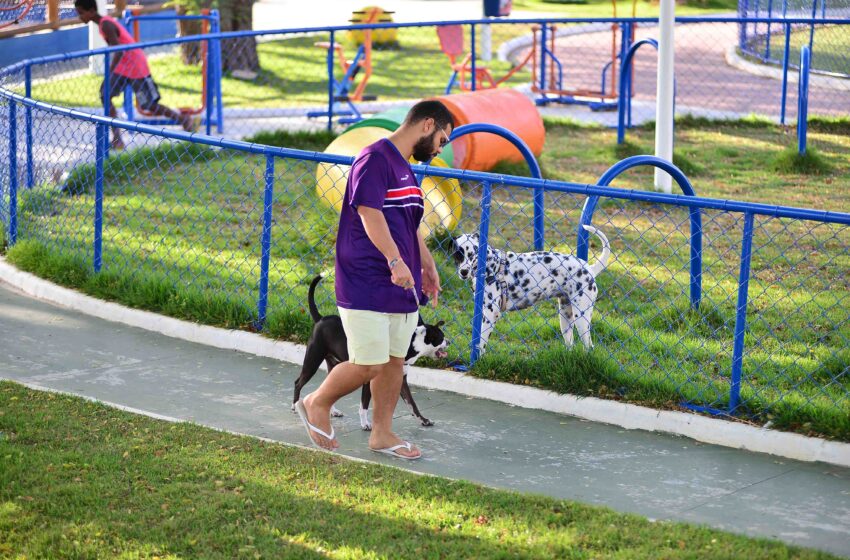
[302,361,382,450]
[367,356,420,459]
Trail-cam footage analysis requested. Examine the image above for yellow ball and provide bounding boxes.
[315,127,463,237]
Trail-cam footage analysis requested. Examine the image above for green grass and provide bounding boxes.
[6,120,850,441]
[772,146,834,175]
[0,382,840,559]
[743,25,850,76]
[29,28,533,110]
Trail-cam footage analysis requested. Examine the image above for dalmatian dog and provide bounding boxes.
[451,225,611,354]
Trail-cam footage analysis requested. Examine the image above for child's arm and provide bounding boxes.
[100,20,125,73]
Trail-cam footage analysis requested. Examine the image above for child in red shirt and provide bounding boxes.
[75,0,196,149]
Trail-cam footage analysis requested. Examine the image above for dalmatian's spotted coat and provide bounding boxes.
[451,225,611,354]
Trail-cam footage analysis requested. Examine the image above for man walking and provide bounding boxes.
[296,100,454,460]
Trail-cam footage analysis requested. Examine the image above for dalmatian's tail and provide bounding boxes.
[582,225,611,277]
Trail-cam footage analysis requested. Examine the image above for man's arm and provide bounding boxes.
[357,206,414,289]
[417,230,440,307]
[100,20,124,71]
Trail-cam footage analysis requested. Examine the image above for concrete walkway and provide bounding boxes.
[1,280,848,557]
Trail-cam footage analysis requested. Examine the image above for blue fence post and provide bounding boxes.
[211,10,223,133]
[798,45,810,155]
[539,22,547,92]
[326,30,335,131]
[24,63,33,190]
[617,38,659,144]
[470,180,492,365]
[257,154,275,330]
[764,0,774,59]
[103,52,111,159]
[780,23,791,125]
[8,101,18,246]
[808,0,817,64]
[205,20,213,136]
[471,23,477,92]
[94,123,106,273]
[728,212,755,413]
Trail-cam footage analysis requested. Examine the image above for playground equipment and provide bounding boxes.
[436,24,532,93]
[348,6,397,47]
[436,88,544,172]
[532,0,637,110]
[0,0,34,30]
[346,105,456,166]
[122,9,223,134]
[308,7,389,125]
[314,126,462,235]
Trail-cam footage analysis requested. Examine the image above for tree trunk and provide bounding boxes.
[218,0,260,73]
[177,9,203,66]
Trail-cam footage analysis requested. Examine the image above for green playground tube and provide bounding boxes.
[346,105,455,166]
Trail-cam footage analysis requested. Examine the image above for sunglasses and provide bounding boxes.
[437,126,451,148]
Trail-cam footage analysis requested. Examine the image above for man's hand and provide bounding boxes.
[421,260,441,308]
[390,259,415,290]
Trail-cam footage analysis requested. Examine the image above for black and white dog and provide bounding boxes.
[451,225,611,354]
[292,275,449,429]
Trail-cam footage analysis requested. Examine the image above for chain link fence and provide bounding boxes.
[11,17,848,142]
[738,0,850,76]
[1,20,848,440]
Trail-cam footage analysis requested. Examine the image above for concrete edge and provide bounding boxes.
[1,257,848,469]
[725,44,850,91]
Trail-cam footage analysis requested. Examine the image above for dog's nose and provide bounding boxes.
[459,269,469,278]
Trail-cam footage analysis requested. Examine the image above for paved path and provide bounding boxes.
[1,280,848,557]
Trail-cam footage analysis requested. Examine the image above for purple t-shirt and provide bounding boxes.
[335,138,424,313]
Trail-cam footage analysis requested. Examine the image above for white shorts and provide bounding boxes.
[337,307,418,366]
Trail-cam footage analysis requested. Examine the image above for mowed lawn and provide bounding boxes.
[0,382,841,559]
[7,119,849,441]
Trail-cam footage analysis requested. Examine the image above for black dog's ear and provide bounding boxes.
[435,320,445,328]
[417,314,424,326]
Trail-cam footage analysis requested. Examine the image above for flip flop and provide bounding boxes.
[370,441,421,461]
[294,399,336,450]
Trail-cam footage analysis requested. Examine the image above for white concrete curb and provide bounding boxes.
[2,257,848,468]
[725,45,850,91]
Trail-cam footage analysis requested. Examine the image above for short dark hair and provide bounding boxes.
[403,100,454,131]
[74,0,98,11]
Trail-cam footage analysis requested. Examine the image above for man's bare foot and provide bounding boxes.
[110,137,125,151]
[369,433,421,459]
[302,393,339,450]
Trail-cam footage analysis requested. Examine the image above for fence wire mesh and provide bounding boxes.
[1,17,849,439]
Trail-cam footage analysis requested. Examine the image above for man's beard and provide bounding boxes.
[411,131,438,163]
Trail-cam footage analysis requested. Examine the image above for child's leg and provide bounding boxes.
[101,78,125,149]
[147,103,195,132]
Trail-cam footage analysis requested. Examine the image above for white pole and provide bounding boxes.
[654,0,675,193]
[481,21,492,62]
[88,0,108,75]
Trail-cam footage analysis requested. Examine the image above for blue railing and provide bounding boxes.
[1,17,848,433]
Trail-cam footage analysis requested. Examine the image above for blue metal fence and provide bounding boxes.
[0,19,848,439]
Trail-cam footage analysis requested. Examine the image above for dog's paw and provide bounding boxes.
[419,417,434,427]
[290,402,296,412]
[330,405,344,418]
[358,408,372,430]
